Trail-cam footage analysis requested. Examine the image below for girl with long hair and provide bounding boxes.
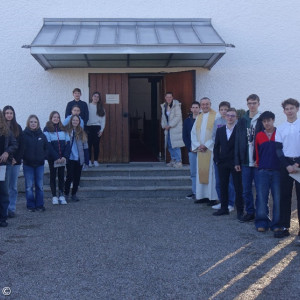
[3,106,23,218]
[64,115,89,202]
[22,115,48,212]
[0,109,17,227]
[44,111,70,205]
[86,92,106,167]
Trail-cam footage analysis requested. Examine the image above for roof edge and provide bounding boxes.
[43,18,212,23]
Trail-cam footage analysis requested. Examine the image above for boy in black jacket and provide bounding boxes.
[182,101,200,199]
[213,108,244,218]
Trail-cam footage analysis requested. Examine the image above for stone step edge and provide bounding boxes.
[43,185,191,191]
[82,166,190,172]
[79,176,190,180]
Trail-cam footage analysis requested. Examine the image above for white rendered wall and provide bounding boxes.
[1,0,300,127]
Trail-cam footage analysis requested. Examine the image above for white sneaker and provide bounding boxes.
[59,195,67,205]
[94,161,99,167]
[173,162,183,168]
[82,164,88,171]
[228,205,234,212]
[166,160,175,167]
[212,203,221,209]
[52,196,59,205]
[89,161,94,167]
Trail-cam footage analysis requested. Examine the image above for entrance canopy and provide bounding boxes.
[26,18,231,70]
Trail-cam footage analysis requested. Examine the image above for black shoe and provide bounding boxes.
[71,195,80,202]
[0,221,8,227]
[8,211,16,218]
[241,213,255,222]
[207,200,219,206]
[194,198,209,204]
[186,193,195,200]
[213,209,229,216]
[274,228,290,238]
[237,212,244,222]
[36,207,46,212]
[28,208,35,212]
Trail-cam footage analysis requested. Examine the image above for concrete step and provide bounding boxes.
[43,166,190,180]
[42,185,191,198]
[78,176,190,187]
[19,162,192,199]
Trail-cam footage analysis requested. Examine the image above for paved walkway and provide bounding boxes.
[0,196,299,300]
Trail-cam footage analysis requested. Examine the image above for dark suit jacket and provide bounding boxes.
[213,125,237,166]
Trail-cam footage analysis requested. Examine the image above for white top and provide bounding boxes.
[87,103,106,132]
[275,118,300,157]
[226,124,235,140]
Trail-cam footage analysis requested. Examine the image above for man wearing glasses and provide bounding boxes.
[234,94,263,222]
[213,108,244,216]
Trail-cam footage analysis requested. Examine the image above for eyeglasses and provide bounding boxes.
[226,114,237,118]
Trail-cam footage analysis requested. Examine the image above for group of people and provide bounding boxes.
[0,88,106,228]
[161,92,300,241]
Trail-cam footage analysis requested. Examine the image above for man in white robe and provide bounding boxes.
[191,97,218,204]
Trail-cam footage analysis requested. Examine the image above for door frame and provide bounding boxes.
[89,70,195,163]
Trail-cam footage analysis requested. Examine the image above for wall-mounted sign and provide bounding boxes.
[106,94,120,104]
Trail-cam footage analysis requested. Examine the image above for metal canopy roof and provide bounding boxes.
[26,18,231,70]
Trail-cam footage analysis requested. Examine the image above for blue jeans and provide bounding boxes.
[241,166,257,215]
[255,169,280,230]
[214,162,235,206]
[167,132,181,162]
[23,165,44,209]
[6,164,21,213]
[188,152,197,195]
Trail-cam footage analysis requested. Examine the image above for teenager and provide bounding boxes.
[65,88,89,126]
[275,98,300,242]
[22,115,48,212]
[234,94,263,222]
[3,105,23,218]
[161,92,184,168]
[64,115,89,202]
[86,91,106,167]
[212,101,235,211]
[213,108,244,218]
[0,110,17,227]
[183,101,200,199]
[44,111,70,205]
[255,111,280,232]
[63,105,84,128]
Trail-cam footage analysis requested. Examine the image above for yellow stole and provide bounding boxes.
[196,109,216,184]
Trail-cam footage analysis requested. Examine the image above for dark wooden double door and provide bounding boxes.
[89,71,195,163]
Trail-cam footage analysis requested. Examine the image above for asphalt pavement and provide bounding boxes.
[0,195,299,300]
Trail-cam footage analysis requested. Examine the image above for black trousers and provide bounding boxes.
[64,160,82,196]
[86,125,101,161]
[218,162,244,214]
[279,164,300,228]
[48,160,65,197]
[0,178,9,222]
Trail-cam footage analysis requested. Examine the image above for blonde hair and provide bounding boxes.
[66,115,87,142]
[26,114,40,130]
[0,109,9,136]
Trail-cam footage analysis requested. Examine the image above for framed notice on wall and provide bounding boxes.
[106,94,120,104]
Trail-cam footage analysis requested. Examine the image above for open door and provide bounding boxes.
[89,73,129,163]
[163,70,195,164]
